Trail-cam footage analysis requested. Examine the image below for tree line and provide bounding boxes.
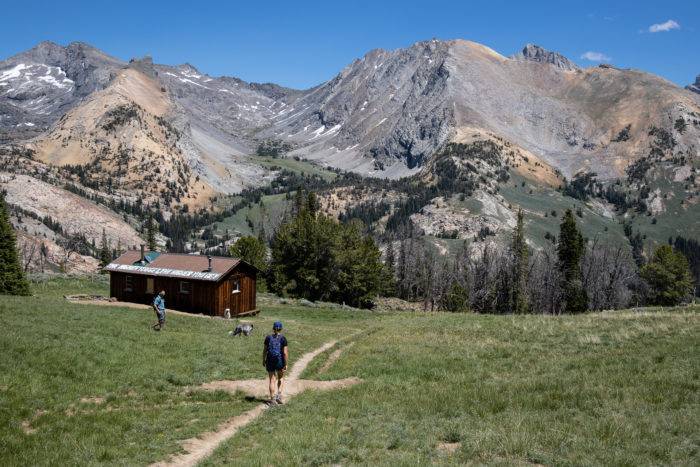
[388,208,695,313]
[3,181,697,311]
[221,194,696,312]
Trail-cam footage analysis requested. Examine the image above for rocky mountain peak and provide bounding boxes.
[33,40,64,53]
[513,43,579,71]
[687,75,700,94]
[66,41,104,53]
[128,56,157,78]
[15,40,122,68]
[0,41,124,139]
[178,63,200,73]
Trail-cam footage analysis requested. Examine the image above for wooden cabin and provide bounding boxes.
[105,248,257,318]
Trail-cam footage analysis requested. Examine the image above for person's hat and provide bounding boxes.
[273,321,283,330]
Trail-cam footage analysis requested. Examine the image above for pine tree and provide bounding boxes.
[511,209,529,313]
[230,236,267,272]
[306,191,319,216]
[641,245,693,305]
[672,236,700,297]
[147,216,157,251]
[557,209,587,313]
[99,229,111,271]
[269,206,333,301]
[383,241,397,296]
[115,239,123,260]
[443,281,469,312]
[0,192,31,295]
[385,241,396,273]
[382,240,396,297]
[397,240,408,299]
[269,194,383,307]
[293,187,305,216]
[332,221,384,307]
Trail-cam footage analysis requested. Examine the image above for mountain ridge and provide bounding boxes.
[3,38,698,182]
[1,38,699,272]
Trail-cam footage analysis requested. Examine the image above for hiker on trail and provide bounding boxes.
[152,290,166,331]
[263,321,288,405]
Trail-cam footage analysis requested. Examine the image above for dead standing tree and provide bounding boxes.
[528,245,564,315]
[465,243,503,313]
[20,239,38,273]
[54,220,87,273]
[581,238,637,310]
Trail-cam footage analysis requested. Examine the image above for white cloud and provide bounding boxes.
[580,51,611,62]
[648,20,680,33]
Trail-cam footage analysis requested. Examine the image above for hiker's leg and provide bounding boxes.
[276,369,284,395]
[268,372,275,400]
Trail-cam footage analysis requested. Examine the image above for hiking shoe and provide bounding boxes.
[275,395,283,404]
[266,398,278,406]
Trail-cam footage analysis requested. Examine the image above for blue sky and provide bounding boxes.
[1,0,697,89]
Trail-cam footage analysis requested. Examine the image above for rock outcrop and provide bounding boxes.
[511,43,580,71]
[687,75,700,94]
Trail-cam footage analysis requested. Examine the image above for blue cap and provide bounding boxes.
[273,321,283,330]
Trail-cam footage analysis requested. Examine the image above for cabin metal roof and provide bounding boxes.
[104,250,242,282]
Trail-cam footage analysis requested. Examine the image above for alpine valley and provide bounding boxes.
[1,39,699,272]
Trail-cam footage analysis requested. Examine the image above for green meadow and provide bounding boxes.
[1,277,698,465]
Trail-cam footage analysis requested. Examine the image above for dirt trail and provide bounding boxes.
[20,410,46,435]
[68,299,236,321]
[437,442,462,454]
[152,340,361,467]
[319,341,355,373]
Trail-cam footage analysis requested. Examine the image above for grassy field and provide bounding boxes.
[210,193,291,237]
[248,155,338,182]
[626,175,700,247]
[498,174,627,249]
[1,277,699,465]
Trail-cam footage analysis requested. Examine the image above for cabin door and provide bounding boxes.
[228,276,242,315]
[178,280,193,311]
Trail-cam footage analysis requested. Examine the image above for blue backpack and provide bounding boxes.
[267,335,283,358]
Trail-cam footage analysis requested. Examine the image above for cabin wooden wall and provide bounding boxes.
[109,265,257,317]
[109,272,218,315]
[217,268,257,316]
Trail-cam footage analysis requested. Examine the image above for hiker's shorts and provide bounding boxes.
[157,310,165,323]
[266,356,285,373]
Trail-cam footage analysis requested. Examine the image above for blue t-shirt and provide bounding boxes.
[153,295,165,312]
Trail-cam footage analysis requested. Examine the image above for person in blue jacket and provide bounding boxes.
[263,321,288,404]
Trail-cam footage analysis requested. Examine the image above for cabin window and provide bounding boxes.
[179,281,192,294]
[146,277,154,294]
[124,275,133,292]
[232,279,241,294]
